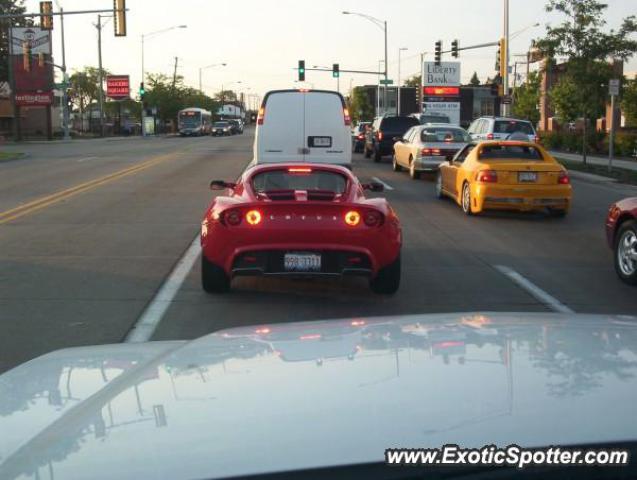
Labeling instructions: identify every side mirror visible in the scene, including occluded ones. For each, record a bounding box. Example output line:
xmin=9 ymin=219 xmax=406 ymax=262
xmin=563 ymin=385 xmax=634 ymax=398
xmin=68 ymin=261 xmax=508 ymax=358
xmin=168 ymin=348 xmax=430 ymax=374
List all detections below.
xmin=363 ymin=181 xmax=384 ymax=192
xmin=392 ymin=136 xmax=402 ymax=142
xmin=210 ymin=180 xmax=236 ymax=190
xmin=446 ymin=155 xmax=455 ymax=162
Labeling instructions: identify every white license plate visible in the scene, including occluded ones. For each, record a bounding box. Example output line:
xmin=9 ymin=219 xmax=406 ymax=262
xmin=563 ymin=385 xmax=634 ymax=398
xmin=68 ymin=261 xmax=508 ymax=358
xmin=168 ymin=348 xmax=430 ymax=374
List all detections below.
xmin=284 ymin=253 xmax=321 ymax=272
xmin=518 ymin=172 xmax=538 ymax=182
xmin=311 ymin=136 xmax=332 ymax=147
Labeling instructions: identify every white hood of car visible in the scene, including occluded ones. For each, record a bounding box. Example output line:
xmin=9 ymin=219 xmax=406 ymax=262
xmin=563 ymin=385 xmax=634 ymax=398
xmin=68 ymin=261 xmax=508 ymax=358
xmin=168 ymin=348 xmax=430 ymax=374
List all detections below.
xmin=1 ymin=312 xmax=636 ymax=479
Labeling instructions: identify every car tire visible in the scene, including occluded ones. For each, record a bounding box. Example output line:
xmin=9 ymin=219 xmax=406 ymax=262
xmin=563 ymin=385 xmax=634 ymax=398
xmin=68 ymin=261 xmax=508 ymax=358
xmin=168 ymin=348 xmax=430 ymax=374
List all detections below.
xmin=392 ymin=155 xmax=402 ymax=172
xmin=548 ymin=208 xmax=568 ymax=218
xmin=202 ymin=255 xmax=230 ymax=293
xmin=409 ymin=158 xmax=420 ymax=180
xmin=373 ymin=148 xmax=382 ymax=163
xmin=614 ymin=220 xmax=637 ymax=285
xmin=370 ymin=254 xmax=401 ymax=294
xmin=364 ymin=146 xmax=372 ymax=159
xmin=461 ymin=182 xmax=473 ymax=215
xmin=435 ymin=171 xmax=445 ymax=199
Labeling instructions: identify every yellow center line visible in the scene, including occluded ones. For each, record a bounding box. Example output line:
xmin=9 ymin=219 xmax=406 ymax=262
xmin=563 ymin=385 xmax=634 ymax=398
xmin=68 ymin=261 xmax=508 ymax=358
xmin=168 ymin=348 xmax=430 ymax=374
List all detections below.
xmin=0 ymin=152 xmax=178 ymax=225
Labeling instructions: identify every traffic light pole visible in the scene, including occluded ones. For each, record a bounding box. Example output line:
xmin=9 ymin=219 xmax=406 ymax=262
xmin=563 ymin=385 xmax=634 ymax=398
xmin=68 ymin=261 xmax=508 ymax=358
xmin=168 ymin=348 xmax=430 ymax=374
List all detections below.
xmin=502 ymin=0 xmax=510 ymax=116
xmin=59 ymin=7 xmax=70 ymax=141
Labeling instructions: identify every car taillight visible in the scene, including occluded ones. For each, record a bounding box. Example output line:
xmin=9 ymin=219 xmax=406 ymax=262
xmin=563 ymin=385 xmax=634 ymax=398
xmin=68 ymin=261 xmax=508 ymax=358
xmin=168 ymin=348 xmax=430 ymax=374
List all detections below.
xmin=223 ymin=210 xmax=242 ymax=226
xmin=363 ymin=210 xmax=383 ymax=227
xmin=421 ymin=147 xmax=441 ymax=156
xmin=558 ymin=171 xmax=570 ymax=185
xmin=357 ymin=134 xmax=364 ymax=140
xmin=343 ymin=108 xmax=351 ymax=126
xmin=257 ymin=106 xmax=265 ymax=125
xmin=377 ymin=131 xmax=383 ymax=141
xmin=486 ymin=133 xmax=494 ymax=140
xmin=534 ymin=135 xmax=540 ymax=143
xmin=245 ymin=210 xmax=262 ymax=225
xmin=288 ymin=167 xmax=312 ymax=174
xmin=344 ymin=210 xmax=361 ymax=226
xmin=476 ymin=170 xmax=498 ymax=183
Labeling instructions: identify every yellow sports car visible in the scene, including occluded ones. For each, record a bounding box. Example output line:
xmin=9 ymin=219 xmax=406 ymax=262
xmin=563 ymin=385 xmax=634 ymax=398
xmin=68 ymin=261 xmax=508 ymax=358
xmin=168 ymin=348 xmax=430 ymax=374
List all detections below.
xmin=435 ymin=141 xmax=572 ymax=216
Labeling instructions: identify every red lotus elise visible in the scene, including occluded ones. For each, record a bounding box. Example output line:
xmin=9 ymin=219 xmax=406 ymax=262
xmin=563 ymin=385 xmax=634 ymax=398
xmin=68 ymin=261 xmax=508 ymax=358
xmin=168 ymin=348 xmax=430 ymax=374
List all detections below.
xmin=200 ymin=163 xmax=402 ymax=294
xmin=606 ymin=197 xmax=637 ymax=285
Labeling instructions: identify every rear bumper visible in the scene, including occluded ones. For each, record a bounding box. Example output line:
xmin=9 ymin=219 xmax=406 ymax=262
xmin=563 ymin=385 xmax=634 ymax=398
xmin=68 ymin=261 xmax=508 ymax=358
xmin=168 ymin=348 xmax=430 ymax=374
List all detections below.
xmin=413 ymin=157 xmax=445 ymax=172
xmin=473 ymin=183 xmax=572 ymax=212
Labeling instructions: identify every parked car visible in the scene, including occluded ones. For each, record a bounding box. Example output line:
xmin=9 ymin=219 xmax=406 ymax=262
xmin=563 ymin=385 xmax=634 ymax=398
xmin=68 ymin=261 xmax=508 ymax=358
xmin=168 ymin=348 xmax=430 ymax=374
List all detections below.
xmin=253 ymin=89 xmax=351 ymax=168
xmin=410 ymin=112 xmax=451 ymax=125
xmin=392 ymin=124 xmax=471 ymax=179
xmin=436 ymin=140 xmax=572 ymax=216
xmin=202 ymin=163 xmax=401 ymax=294
xmin=606 ymin=197 xmax=637 ymax=285
xmin=229 ymin=119 xmax=244 ymax=134
xmin=351 ymin=122 xmax=370 ymax=153
xmin=211 ymin=121 xmax=232 ymax=136
xmin=468 ymin=116 xmax=539 ymax=143
xmin=365 ymin=115 xmax=420 ymax=162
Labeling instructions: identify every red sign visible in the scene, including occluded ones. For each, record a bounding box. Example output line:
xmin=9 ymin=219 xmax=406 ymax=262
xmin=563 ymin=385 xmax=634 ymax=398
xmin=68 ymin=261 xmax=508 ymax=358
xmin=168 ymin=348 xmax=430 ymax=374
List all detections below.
xmin=15 ymin=91 xmax=53 ymax=106
xmin=423 ymin=86 xmax=460 ymax=97
xmin=106 ymin=75 xmax=130 ymax=99
xmin=13 ymin=56 xmax=53 ymax=91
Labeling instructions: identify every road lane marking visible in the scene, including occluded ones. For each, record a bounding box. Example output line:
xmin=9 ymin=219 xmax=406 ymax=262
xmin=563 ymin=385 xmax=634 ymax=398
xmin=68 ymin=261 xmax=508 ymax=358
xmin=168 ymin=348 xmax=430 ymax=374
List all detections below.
xmin=372 ymin=177 xmax=394 ymax=191
xmin=494 ymin=265 xmax=574 ymax=314
xmin=77 ymin=156 xmax=98 ymax=162
xmin=0 ymin=153 xmax=176 ymax=225
xmin=124 ymin=234 xmax=201 ymax=343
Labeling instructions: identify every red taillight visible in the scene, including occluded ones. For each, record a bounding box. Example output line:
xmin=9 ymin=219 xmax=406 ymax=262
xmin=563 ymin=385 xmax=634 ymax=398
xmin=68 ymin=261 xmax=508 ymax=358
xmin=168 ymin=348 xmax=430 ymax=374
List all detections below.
xmin=288 ymin=167 xmax=312 ymax=174
xmin=257 ymin=106 xmax=265 ymax=125
xmin=486 ymin=133 xmax=494 ymax=140
xmin=421 ymin=147 xmax=441 ymax=156
xmin=558 ymin=171 xmax=570 ymax=185
xmin=363 ymin=210 xmax=383 ymax=227
xmin=343 ymin=108 xmax=351 ymax=126
xmin=357 ymin=134 xmax=364 ymax=140
xmin=344 ymin=210 xmax=361 ymax=226
xmin=255 ymin=327 xmax=270 ymax=334
xmin=534 ymin=135 xmax=540 ymax=143
xmin=377 ymin=131 xmax=383 ymax=141
xmin=476 ymin=170 xmax=498 ymax=183
xmin=223 ymin=210 xmax=242 ymax=226
xmin=245 ymin=209 xmax=262 ymax=225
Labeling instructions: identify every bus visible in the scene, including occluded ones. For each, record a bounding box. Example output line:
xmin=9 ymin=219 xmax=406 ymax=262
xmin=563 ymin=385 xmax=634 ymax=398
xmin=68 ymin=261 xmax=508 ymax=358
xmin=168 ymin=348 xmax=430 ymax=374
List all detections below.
xmin=178 ymin=107 xmax=212 ymax=136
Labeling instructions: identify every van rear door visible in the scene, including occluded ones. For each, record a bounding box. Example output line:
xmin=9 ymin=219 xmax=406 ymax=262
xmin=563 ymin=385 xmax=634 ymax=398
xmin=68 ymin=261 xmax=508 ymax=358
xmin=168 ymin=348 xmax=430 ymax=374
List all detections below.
xmin=256 ymin=92 xmax=305 ymax=163
xmin=304 ymin=92 xmax=351 ymax=166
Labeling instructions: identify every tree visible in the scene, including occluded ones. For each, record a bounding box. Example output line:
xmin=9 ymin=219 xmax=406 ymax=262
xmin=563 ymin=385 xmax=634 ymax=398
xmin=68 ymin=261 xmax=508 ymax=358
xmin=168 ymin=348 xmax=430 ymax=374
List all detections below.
xmin=469 ymin=72 xmax=480 ymax=86
xmin=0 ymin=0 xmax=32 ymax=84
xmin=68 ymin=67 xmax=107 ymax=114
xmin=622 ymin=78 xmax=637 ymax=127
xmin=348 ymin=86 xmax=374 ymax=124
xmin=214 ymin=90 xmax=238 ymax=103
xmin=404 ymin=74 xmax=420 ymax=88
xmin=512 ymin=71 xmax=541 ymax=124
xmin=534 ymin=0 xmax=637 ymax=163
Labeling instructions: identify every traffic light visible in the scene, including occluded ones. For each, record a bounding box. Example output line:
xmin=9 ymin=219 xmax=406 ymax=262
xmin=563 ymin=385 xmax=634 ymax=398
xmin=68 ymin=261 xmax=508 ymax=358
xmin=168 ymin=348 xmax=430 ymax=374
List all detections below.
xmin=332 ymin=63 xmax=339 ymax=78
xmin=434 ymin=40 xmax=442 ymax=66
xmin=139 ymin=82 xmax=145 ymax=99
xmin=499 ymin=37 xmax=506 ymax=79
xmin=113 ymin=0 xmax=127 ymax=37
xmin=22 ymin=41 xmax=31 ymax=72
xmin=495 ymin=40 xmax=501 ymax=72
xmin=38 ymin=52 xmax=45 ymax=68
xmin=451 ymin=39 xmax=459 ymax=58
xmin=39 ymin=1 xmax=53 ymax=30
xmin=298 ymin=60 xmax=305 ymax=82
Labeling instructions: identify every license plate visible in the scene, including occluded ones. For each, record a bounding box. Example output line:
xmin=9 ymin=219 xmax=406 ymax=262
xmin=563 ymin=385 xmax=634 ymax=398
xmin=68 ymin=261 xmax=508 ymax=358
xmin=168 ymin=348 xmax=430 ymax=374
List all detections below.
xmin=284 ymin=253 xmax=321 ymax=272
xmin=309 ymin=136 xmax=332 ymax=148
xmin=518 ymin=172 xmax=537 ymax=183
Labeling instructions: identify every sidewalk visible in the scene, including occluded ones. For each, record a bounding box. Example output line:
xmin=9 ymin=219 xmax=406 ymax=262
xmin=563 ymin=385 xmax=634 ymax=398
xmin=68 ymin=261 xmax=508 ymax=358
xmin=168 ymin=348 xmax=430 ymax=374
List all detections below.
xmin=550 ymin=150 xmax=637 ymax=172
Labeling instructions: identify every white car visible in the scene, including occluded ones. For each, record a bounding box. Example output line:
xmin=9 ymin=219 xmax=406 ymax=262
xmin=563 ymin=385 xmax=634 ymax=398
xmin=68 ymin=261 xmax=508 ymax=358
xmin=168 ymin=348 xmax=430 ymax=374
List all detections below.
xmin=468 ymin=116 xmax=538 ymax=142
xmin=253 ymin=89 xmax=352 ymax=168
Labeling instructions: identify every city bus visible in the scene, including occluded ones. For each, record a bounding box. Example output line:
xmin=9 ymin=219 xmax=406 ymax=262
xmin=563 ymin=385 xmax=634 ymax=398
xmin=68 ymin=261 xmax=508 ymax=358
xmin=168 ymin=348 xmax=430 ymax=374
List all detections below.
xmin=178 ymin=108 xmax=212 ymax=136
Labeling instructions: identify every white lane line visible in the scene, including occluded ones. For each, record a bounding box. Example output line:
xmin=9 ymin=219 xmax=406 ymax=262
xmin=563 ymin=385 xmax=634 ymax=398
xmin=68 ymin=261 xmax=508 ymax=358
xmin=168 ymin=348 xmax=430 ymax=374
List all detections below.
xmin=77 ymin=156 xmax=98 ymax=162
xmin=371 ymin=176 xmax=394 ymax=191
xmin=125 ymin=234 xmax=201 ymax=343
xmin=494 ymin=265 xmax=574 ymax=314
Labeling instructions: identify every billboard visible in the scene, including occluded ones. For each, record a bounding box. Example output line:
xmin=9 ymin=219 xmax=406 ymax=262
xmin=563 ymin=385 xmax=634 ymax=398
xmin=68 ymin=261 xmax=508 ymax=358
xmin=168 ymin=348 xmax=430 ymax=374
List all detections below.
xmin=10 ymin=27 xmax=51 ymax=55
xmin=10 ymin=27 xmax=53 ymax=104
xmin=15 ymin=92 xmax=53 ymax=106
xmin=422 ymin=62 xmax=461 ymax=87
xmin=106 ymin=75 xmax=130 ymax=99
xmin=421 ymin=61 xmax=461 ymax=125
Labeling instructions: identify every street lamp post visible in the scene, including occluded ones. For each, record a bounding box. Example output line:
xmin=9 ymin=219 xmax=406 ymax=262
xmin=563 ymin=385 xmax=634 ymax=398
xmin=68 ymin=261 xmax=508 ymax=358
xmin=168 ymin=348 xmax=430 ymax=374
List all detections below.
xmin=397 ymin=47 xmax=407 ymax=115
xmin=342 ymin=11 xmax=387 ymax=114
xmin=199 ymin=62 xmax=226 ymax=93
xmin=140 ymin=24 xmax=187 ymax=136
xmin=313 ymin=65 xmax=339 ymax=92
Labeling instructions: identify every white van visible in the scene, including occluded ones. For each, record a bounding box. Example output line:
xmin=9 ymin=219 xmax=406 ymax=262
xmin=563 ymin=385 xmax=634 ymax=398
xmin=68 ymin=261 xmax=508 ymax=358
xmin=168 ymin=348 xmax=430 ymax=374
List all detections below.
xmin=253 ymin=89 xmax=352 ymax=168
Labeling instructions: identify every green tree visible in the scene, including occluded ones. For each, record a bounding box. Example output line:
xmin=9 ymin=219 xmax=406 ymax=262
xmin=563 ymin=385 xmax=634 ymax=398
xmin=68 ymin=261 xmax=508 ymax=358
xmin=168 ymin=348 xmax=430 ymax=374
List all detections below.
xmin=404 ymin=74 xmax=420 ymax=88
xmin=534 ymin=0 xmax=637 ymax=163
xmin=512 ymin=71 xmax=540 ymax=124
xmin=622 ymin=78 xmax=637 ymax=127
xmin=348 ymin=86 xmax=374 ymax=123
xmin=214 ymin=90 xmax=238 ymax=103
xmin=68 ymin=67 xmax=109 ymax=113
xmin=0 ymin=0 xmax=33 ymax=83
xmin=469 ymin=72 xmax=480 ymax=86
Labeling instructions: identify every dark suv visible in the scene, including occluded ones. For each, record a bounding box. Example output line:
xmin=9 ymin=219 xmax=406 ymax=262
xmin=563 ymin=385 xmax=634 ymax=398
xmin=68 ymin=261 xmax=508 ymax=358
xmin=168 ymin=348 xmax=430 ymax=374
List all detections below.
xmin=365 ymin=115 xmax=420 ymax=162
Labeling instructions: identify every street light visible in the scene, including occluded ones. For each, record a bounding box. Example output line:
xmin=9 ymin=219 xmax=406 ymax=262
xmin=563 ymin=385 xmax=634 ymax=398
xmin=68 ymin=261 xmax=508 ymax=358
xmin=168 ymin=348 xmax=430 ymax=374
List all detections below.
xmin=313 ymin=64 xmax=340 ymax=92
xmin=510 ymin=22 xmax=540 ymax=40
xmin=140 ymin=24 xmax=187 ymax=136
xmin=397 ymin=47 xmax=408 ymax=115
xmin=342 ymin=11 xmax=387 ymax=114
xmin=199 ymin=62 xmax=226 ymax=93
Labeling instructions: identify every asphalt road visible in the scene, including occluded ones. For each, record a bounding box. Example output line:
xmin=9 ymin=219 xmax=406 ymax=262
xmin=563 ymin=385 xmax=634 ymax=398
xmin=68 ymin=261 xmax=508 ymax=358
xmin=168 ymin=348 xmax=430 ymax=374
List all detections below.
xmin=2 ymin=130 xmax=637 ymax=373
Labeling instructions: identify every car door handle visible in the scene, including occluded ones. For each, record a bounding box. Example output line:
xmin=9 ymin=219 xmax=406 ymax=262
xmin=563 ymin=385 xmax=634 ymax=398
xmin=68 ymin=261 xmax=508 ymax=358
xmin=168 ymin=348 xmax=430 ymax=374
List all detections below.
xmin=298 ymin=147 xmax=310 ymax=154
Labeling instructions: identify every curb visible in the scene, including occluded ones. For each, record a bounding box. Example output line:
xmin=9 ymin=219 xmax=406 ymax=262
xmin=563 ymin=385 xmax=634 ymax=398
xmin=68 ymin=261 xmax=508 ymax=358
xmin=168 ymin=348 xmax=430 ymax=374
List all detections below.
xmin=567 ymin=170 xmax=617 ymax=183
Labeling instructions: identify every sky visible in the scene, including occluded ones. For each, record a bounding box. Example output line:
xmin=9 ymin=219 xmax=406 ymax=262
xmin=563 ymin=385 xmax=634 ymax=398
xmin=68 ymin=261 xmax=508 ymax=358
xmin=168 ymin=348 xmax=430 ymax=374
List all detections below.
xmin=22 ymin=0 xmax=637 ymax=101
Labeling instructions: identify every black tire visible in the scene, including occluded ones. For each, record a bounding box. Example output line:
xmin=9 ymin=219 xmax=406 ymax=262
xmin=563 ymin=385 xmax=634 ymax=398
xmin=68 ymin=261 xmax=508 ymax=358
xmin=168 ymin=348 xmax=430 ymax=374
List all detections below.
xmin=392 ymin=154 xmax=402 ymax=172
xmin=614 ymin=220 xmax=637 ymax=285
xmin=370 ymin=254 xmax=401 ymax=294
xmin=364 ymin=146 xmax=372 ymax=158
xmin=373 ymin=148 xmax=382 ymax=163
xmin=409 ymin=157 xmax=420 ymax=180
xmin=202 ymin=255 xmax=230 ymax=293
xmin=461 ymin=182 xmax=473 ymax=215
xmin=435 ymin=171 xmax=445 ymax=199
xmin=548 ymin=207 xmax=568 ymax=218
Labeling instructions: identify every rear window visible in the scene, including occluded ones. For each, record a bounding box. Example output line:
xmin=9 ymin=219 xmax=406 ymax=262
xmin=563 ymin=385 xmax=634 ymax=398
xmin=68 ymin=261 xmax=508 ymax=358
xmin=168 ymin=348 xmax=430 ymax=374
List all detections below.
xmin=478 ymin=145 xmax=545 ymax=161
xmin=214 ymin=122 xmax=229 ymax=127
xmin=421 ymin=128 xmax=470 ymax=143
xmin=420 ymin=115 xmax=450 ymax=124
xmin=380 ymin=117 xmax=420 ymax=131
xmin=252 ymin=169 xmax=348 ymax=194
xmin=494 ymin=120 xmax=534 ymax=135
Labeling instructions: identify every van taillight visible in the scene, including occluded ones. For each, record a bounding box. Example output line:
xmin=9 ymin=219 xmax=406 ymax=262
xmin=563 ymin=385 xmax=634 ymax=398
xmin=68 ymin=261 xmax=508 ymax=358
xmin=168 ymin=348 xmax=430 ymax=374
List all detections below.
xmin=343 ymin=108 xmax=351 ymax=126
xmin=377 ymin=131 xmax=383 ymax=141
xmin=257 ymin=107 xmax=265 ymax=125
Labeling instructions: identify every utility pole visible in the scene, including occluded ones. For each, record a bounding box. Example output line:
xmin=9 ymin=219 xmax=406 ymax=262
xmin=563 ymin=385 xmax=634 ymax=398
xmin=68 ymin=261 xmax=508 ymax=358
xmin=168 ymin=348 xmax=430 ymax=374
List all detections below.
xmin=172 ymin=56 xmax=178 ymax=90
xmin=59 ymin=6 xmax=70 ymax=140
xmin=96 ymin=14 xmax=105 ymax=137
xmin=502 ymin=0 xmax=510 ymax=116
xmin=383 ymin=20 xmax=388 ymax=115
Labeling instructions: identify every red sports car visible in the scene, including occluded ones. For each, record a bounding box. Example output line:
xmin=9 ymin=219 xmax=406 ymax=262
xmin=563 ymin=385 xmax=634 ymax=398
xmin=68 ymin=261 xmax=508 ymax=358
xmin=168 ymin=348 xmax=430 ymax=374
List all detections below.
xmin=200 ymin=163 xmax=402 ymax=294
xmin=606 ymin=197 xmax=637 ymax=285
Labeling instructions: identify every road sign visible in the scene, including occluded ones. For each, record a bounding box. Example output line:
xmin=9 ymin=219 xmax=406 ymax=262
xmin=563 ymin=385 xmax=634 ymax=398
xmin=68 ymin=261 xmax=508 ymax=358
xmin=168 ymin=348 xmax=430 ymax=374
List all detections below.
xmin=379 ymin=79 xmax=393 ymax=85
xmin=106 ymin=75 xmax=130 ymax=99
xmin=609 ymin=79 xmax=620 ymax=96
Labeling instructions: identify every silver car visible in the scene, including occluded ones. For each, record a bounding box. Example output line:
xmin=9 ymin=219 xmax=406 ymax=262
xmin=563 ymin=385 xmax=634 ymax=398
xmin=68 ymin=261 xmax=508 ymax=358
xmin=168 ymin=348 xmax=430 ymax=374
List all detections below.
xmin=392 ymin=124 xmax=470 ymax=179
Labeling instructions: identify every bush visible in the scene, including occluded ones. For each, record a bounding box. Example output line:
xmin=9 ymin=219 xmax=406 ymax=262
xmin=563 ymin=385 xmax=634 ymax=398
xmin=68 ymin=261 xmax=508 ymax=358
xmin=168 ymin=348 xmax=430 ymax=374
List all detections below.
xmin=539 ymin=130 xmax=635 ymax=156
